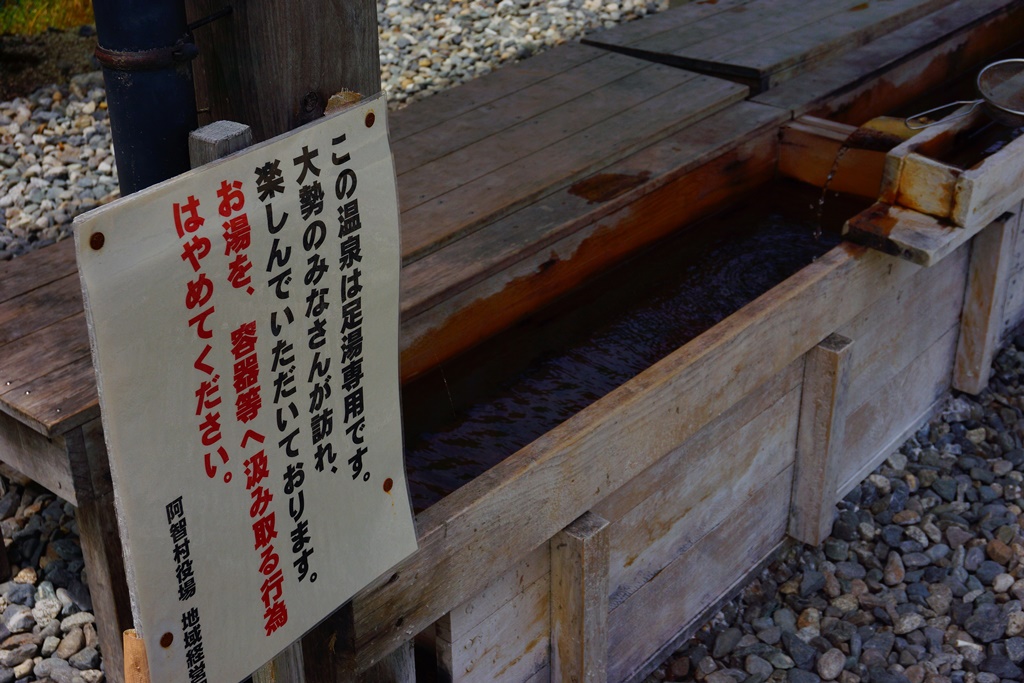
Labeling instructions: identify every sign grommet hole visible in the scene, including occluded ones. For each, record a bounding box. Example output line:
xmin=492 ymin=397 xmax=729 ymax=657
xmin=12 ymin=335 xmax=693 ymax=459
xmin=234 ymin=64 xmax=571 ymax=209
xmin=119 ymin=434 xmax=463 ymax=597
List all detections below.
xmin=90 ymin=232 xmax=105 ymax=250
xmin=383 ymin=478 xmax=393 ymax=493
xmin=365 ymin=111 xmax=375 ymax=128
xmin=160 ymin=632 xmax=173 ymax=648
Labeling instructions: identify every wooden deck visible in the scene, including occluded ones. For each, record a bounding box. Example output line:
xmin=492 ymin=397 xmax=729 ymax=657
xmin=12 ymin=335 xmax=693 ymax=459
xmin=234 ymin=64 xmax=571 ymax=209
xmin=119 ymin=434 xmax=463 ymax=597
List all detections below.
xmin=2 ymin=0 xmax=1024 ymax=680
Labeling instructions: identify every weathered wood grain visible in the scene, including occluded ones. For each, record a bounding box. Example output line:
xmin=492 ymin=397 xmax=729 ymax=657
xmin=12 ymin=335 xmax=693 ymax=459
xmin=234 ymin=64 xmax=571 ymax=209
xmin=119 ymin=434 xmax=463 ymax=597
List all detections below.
xmin=789 ymin=334 xmax=853 ymax=547
xmin=0 ymin=273 xmax=82 ymax=347
xmin=954 ymin=217 xmax=1015 ymax=393
xmin=184 ymin=0 xmax=381 ymax=142
xmin=600 ymin=374 xmax=799 ymax=608
xmin=838 ymin=242 xmax=968 ymax=410
xmin=393 ymin=48 xmax=654 ymax=176
xmin=838 ymin=325 xmax=960 ymax=492
xmin=438 ymin=574 xmax=550 ymax=683
xmin=607 ymin=469 xmax=792 ymax=682
xmin=0 ymin=238 xmax=77 ymax=304
xmin=1 ymin=354 xmax=97 ymax=437
xmin=551 ymin=511 xmax=610 ymax=683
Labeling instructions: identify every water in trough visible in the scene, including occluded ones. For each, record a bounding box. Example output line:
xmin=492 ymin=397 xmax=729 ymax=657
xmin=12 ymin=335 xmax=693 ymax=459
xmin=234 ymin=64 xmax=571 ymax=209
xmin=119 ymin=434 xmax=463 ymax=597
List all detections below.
xmin=400 ymin=181 xmax=865 ymax=511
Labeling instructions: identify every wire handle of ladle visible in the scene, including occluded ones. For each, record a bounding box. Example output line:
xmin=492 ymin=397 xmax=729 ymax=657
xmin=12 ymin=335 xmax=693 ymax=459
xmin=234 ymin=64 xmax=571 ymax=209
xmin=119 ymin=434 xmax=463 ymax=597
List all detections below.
xmin=905 ymin=99 xmax=983 ymax=130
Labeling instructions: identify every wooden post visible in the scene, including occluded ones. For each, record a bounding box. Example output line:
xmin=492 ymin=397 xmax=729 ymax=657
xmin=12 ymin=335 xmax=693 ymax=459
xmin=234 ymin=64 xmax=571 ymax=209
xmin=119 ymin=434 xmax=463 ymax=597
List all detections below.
xmin=551 ymin=511 xmax=610 ymax=683
xmin=953 ymin=210 xmax=1018 ymax=394
xmin=184 ymin=0 xmax=381 ymax=142
xmin=789 ymin=333 xmax=853 ymax=546
xmin=65 ymin=420 xmax=134 ymax=683
xmin=124 ymin=629 xmax=151 ymax=683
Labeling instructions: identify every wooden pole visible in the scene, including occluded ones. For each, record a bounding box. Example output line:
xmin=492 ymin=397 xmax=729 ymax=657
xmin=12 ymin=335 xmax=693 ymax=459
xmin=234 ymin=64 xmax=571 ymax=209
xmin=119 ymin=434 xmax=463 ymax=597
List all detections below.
xmin=124 ymin=630 xmax=151 ymax=683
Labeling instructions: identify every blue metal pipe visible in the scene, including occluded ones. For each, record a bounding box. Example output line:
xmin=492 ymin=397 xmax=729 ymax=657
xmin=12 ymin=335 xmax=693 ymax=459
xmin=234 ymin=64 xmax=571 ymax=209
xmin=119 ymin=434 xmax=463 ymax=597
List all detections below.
xmin=92 ymin=0 xmax=198 ymax=194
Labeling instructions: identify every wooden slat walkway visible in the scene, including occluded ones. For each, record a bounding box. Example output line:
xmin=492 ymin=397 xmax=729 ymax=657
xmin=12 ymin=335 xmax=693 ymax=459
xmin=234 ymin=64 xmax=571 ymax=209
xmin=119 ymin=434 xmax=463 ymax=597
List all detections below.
xmin=392 ymin=43 xmax=746 ymax=261
xmin=581 ymin=0 xmax=960 ymax=92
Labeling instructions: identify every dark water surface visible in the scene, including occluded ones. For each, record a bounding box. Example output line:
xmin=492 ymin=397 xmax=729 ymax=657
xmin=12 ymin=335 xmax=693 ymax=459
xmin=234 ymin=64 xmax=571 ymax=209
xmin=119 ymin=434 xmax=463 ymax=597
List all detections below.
xmin=401 ymin=183 xmax=854 ymax=511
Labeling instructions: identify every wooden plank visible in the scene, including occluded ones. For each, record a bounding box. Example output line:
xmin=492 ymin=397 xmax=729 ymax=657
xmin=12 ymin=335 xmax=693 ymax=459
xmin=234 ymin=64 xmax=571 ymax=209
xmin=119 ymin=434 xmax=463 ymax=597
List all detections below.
xmin=838 ymin=325 xmax=959 ymax=491
xmin=348 ymin=242 xmax=928 ymax=671
xmin=954 ymin=217 xmax=1016 ymax=393
xmin=953 ymin=131 xmax=1024 ymax=228
xmin=752 ymin=0 xmax=1024 ymax=121
xmin=607 ymin=469 xmax=792 ymax=683
xmin=777 ymin=116 xmax=889 ymax=198
xmin=399 ymin=102 xmax=784 ymax=381
xmin=446 ymin=546 xmax=549 ymax=644
xmin=0 ymin=273 xmax=82 ymax=347
xmin=0 ymin=314 xmax=91 ymax=394
xmin=551 ymin=511 xmax=610 ymax=683
xmin=0 ymin=353 xmax=98 ymax=437
xmin=585 ymin=0 xmax=956 ymax=91
xmin=600 ymin=373 xmax=799 ymax=608
xmin=437 ymin=574 xmax=550 ymax=683
xmin=388 ymin=41 xmax=604 ymax=143
xmin=400 ymin=74 xmax=747 ymax=262
xmin=394 ymin=48 xmax=653 ymax=176
xmin=789 ymin=333 xmax=853 ymax=546
xmin=838 ymin=240 xmax=968 ymax=410
xmin=0 ymin=410 xmax=75 ymax=505
xmin=842 ymin=202 xmax=993 ymax=267
xmin=0 ymin=238 xmax=77 ymax=304
xmin=184 ymin=0 xmax=381 ymax=141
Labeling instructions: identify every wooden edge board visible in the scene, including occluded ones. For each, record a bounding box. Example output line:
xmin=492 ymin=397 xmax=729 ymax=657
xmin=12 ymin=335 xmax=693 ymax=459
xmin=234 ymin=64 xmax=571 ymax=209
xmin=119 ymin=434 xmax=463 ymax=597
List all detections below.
xmin=842 ymin=202 xmax=995 ymax=266
xmin=350 ymin=242 xmax=926 ymax=669
xmin=0 ymin=410 xmax=76 ymax=506
xmin=577 ymin=0 xmax=756 ymax=51
xmin=895 ymin=152 xmax=960 ymax=219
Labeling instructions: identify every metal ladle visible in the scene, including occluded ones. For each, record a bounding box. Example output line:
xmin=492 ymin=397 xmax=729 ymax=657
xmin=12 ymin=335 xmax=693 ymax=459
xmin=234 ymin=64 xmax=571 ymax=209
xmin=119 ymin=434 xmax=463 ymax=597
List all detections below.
xmin=905 ymin=58 xmax=1024 ymax=130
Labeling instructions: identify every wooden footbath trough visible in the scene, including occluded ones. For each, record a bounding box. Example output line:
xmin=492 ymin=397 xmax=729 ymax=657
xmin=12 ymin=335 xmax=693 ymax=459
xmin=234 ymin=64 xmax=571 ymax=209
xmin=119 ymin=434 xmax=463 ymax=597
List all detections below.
xmin=5 ymin=0 xmax=1024 ymax=681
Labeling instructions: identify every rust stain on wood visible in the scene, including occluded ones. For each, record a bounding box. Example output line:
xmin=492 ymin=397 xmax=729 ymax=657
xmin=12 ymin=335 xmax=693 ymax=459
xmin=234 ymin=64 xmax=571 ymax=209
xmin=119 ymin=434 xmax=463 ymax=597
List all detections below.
xmin=850 ymin=2 xmax=869 ymax=11
xmin=845 ymin=128 xmax=906 ymax=153
xmin=568 ymin=172 xmax=651 ymax=204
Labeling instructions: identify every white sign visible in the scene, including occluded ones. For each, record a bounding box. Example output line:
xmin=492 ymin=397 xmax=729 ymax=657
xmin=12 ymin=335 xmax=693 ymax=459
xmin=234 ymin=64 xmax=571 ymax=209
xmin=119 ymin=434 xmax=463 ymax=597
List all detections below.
xmin=75 ymin=93 xmax=417 ymax=683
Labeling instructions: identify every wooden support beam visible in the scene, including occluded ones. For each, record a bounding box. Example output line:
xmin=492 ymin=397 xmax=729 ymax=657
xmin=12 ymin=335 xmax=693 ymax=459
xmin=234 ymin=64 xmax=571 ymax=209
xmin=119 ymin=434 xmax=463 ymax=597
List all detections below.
xmin=953 ymin=209 xmax=1019 ymax=394
xmin=551 ymin=511 xmax=610 ymax=683
xmin=789 ymin=333 xmax=853 ymax=546
xmin=301 ymin=603 xmax=416 ymax=683
xmin=188 ymin=120 xmax=255 ymax=167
